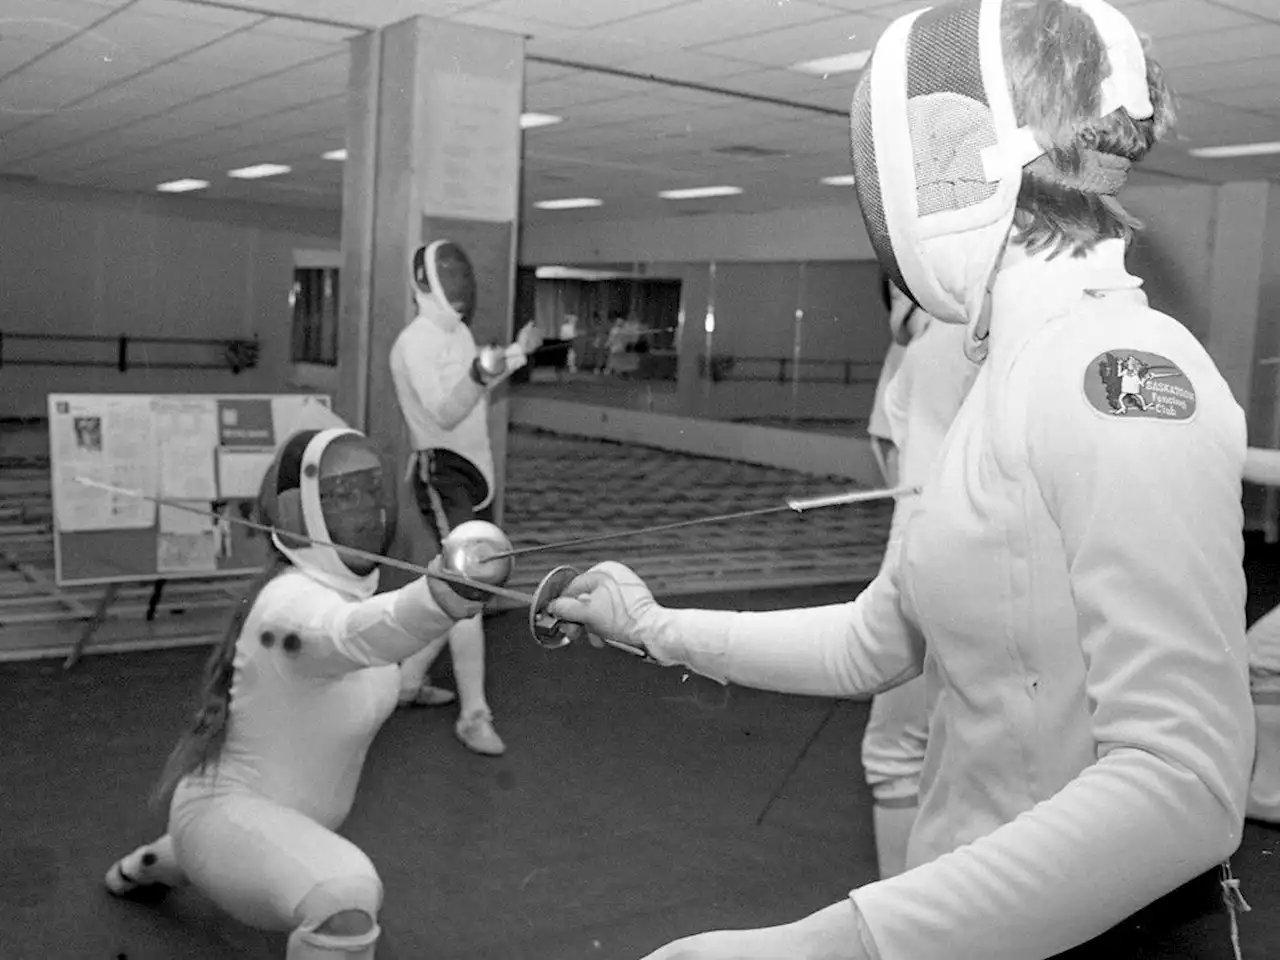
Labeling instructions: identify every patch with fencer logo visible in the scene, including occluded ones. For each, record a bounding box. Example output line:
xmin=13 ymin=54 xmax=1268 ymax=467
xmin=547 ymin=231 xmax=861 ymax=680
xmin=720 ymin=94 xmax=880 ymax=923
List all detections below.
xmin=1083 ymin=350 xmax=1197 ymax=422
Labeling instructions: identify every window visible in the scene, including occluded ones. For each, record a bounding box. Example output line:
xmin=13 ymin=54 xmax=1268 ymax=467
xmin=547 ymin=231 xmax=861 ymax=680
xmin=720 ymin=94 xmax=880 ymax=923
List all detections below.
xmin=290 ymin=266 xmax=340 ymax=366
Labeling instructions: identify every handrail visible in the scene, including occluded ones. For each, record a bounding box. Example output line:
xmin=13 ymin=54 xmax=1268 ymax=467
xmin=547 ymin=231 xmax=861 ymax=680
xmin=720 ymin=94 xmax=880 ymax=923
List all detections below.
xmin=700 ymin=353 xmax=880 ymax=385
xmin=0 ymin=330 xmax=260 ymax=374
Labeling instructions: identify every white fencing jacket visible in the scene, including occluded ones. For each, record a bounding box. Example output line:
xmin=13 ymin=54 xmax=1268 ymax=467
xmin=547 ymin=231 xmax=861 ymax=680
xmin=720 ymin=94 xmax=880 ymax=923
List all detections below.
xmin=644 ymin=241 xmax=1254 ymax=959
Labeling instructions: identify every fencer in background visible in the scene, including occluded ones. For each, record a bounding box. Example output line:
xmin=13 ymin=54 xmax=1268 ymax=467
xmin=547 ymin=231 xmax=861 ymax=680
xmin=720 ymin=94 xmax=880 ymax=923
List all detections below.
xmin=866 ymin=278 xmax=923 ymax=487
xmin=389 ymin=240 xmax=543 ymax=756
xmin=861 ymin=295 xmax=977 ymax=879
xmin=1237 ymin=447 xmax=1280 ymax=826
xmin=105 ymin=427 xmax=485 ymax=960
xmin=552 ymin=2 xmax=1254 ymax=958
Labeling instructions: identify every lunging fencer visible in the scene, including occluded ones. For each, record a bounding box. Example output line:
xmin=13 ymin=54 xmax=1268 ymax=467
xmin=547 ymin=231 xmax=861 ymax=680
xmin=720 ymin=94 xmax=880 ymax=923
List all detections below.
xmin=861 ymin=290 xmax=977 ymax=879
xmin=105 ymin=428 xmax=487 ymax=959
xmin=552 ymin=2 xmax=1255 ymax=957
xmin=389 ymin=239 xmax=543 ymax=756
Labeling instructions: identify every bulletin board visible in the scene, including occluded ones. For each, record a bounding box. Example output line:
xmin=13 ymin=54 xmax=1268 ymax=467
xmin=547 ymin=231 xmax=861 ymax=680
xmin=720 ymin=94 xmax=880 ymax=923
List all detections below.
xmin=48 ymin=393 xmax=341 ymax=587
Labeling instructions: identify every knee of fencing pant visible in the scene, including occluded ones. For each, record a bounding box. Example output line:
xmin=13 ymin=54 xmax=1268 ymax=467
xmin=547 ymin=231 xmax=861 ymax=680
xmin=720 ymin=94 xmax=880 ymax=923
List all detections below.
xmin=293 ymin=872 xmax=384 ymax=932
xmin=286 ymin=919 xmax=380 ymax=960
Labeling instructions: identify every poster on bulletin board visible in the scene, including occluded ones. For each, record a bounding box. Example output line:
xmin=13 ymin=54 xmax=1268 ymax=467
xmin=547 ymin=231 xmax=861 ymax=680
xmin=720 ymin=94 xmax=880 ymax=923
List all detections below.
xmin=48 ymin=393 xmax=344 ymax=587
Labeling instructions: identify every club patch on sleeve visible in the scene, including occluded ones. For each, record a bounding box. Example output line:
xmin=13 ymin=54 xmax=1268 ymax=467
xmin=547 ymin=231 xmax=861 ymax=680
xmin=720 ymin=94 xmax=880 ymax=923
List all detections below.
xmin=1083 ymin=349 xmax=1197 ymax=421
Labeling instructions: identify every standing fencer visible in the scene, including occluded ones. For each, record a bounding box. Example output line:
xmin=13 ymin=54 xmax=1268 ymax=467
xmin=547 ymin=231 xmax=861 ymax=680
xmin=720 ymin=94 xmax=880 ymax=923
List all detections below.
xmin=389 ymin=239 xmax=543 ymax=756
xmin=105 ymin=427 xmax=487 ymax=959
xmin=861 ymin=292 xmax=977 ymax=879
xmin=865 ymin=278 xmax=918 ymax=486
xmin=1236 ymin=447 xmax=1280 ymax=825
xmin=552 ymin=2 xmax=1255 ymax=958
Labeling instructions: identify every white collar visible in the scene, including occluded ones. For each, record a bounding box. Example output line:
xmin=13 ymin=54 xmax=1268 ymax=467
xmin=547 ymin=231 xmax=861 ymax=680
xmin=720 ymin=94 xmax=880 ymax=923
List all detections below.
xmin=988 ymin=239 xmax=1144 ymax=351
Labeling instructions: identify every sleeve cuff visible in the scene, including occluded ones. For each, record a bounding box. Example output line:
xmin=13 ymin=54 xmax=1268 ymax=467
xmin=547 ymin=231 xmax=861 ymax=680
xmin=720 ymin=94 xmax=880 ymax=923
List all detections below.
xmin=851 ymin=896 xmax=883 ymax=960
xmin=505 ymin=344 xmax=529 ymax=372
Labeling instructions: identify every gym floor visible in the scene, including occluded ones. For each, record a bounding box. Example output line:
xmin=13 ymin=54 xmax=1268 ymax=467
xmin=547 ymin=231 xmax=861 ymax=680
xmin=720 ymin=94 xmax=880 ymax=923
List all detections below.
xmin=3 ymin=417 xmax=1279 ymax=959
xmin=3 ymin=564 xmax=1280 ymax=959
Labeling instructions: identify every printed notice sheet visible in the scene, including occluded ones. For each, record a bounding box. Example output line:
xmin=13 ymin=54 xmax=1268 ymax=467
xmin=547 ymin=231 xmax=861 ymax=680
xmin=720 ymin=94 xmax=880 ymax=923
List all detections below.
xmin=48 ymin=395 xmax=156 ymax=531
xmin=154 ymin=397 xmax=218 ymax=500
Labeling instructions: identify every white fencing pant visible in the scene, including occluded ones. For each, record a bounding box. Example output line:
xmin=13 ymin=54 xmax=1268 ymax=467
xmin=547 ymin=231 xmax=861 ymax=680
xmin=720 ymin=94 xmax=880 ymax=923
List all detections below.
xmin=861 ymin=674 xmax=928 ymax=878
xmin=1248 ymin=605 xmax=1280 ymax=824
xmin=169 ymin=787 xmax=382 ymax=957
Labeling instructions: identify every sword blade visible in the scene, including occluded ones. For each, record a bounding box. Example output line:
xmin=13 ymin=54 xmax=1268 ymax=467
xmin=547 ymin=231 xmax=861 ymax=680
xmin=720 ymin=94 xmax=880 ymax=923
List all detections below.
xmin=489 ymin=483 xmax=918 ymax=561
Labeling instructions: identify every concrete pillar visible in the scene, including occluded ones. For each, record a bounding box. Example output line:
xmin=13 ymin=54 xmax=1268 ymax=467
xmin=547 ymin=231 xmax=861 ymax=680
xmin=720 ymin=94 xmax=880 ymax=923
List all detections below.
xmin=675 ymin=262 xmax=713 ymax=417
xmin=337 ymin=16 xmax=524 ymax=579
xmin=1205 ymin=180 xmax=1269 ymax=408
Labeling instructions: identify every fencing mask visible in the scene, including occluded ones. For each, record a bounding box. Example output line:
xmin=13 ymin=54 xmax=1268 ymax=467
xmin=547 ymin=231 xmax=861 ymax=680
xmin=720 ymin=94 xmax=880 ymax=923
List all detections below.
xmin=411 ymin=239 xmax=477 ymax=326
xmin=849 ymin=0 xmax=1153 ymax=357
xmin=258 ymin=428 xmax=397 ymax=597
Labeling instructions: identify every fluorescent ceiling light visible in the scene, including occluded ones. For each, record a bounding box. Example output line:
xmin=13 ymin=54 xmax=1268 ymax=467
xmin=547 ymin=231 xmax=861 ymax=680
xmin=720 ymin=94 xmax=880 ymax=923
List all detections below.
xmin=156 ymin=178 xmax=209 ymax=193
xmin=790 ymin=50 xmax=871 ymax=76
xmin=659 ymin=185 xmax=743 ymax=200
xmin=821 ymin=174 xmax=855 ymax=186
xmin=1188 ymin=141 xmax=1280 ymax=159
xmin=536 ymin=266 xmax=647 ymax=280
xmin=322 ymin=148 xmax=347 ymax=161
xmin=534 ymin=197 xmax=603 ymax=210
xmin=521 ymin=112 xmax=563 ymax=129
xmin=227 ymin=163 xmax=291 ymax=179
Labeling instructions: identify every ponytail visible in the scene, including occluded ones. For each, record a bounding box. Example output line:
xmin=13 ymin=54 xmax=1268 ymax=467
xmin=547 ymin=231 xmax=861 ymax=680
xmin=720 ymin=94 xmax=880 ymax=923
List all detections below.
xmin=151 ymin=550 xmax=289 ymax=809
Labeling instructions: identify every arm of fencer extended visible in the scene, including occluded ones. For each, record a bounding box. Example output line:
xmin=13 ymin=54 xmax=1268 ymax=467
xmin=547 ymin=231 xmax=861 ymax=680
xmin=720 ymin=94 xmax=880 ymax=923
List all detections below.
xmin=851 ymin=319 xmax=1253 ymax=960
xmin=479 ymin=343 xmax=530 ymax=392
xmin=404 ymin=341 xmax=488 ymax=430
xmin=1244 ymin=446 xmax=1280 ymax=486
xmin=255 ymin=572 xmax=458 ymax=678
xmin=643 ymin=569 xmax=924 ymax=698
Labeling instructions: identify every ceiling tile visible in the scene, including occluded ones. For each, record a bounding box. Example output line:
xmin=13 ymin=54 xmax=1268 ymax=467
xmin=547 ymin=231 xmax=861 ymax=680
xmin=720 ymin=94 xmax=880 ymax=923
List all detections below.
xmin=829 ymin=0 xmax=927 ymax=20
xmin=1167 ymin=56 xmax=1280 ymax=96
xmin=1215 ymin=0 xmax=1280 ymax=22
xmin=524 ymin=71 xmax=657 ymax=109
xmin=1126 ymin=0 xmax=1255 ymax=39
xmin=175 ymin=32 xmax=339 ymax=78
xmin=814 ymin=0 xmax=903 ymax=10
xmin=64 ymin=7 xmax=250 ymax=65
xmin=252 ymin=17 xmax=363 ymax=42
xmin=696 ymin=12 xmax=887 ymax=66
xmin=716 ymin=66 xmax=847 ymax=99
xmin=1171 ymin=96 xmax=1280 ymax=145
xmin=0 ymin=0 xmax=112 ymax=47
xmin=1196 ymin=84 xmax=1280 ymax=115
xmin=131 ymin=0 xmax=262 ymax=27
xmin=1151 ymin=24 xmax=1280 ymax=69
xmin=526 ymin=31 xmax=682 ymax=67
xmin=578 ymin=0 xmax=847 ymax=48
xmin=479 ymin=0 xmax=693 ymax=29
xmin=180 ymin=0 xmax=487 ymax=30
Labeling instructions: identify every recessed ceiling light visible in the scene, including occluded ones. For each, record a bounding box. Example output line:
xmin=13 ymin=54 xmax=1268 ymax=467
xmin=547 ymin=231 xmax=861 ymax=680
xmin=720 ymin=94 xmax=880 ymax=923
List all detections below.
xmin=322 ymin=148 xmax=347 ymax=161
xmin=658 ymin=186 xmax=743 ymax=200
xmin=790 ymin=50 xmax=871 ymax=76
xmin=821 ymin=174 xmax=856 ymax=186
xmin=534 ymin=197 xmax=603 ymax=210
xmin=156 ymin=178 xmax=210 ymax=193
xmin=1188 ymin=141 xmax=1280 ymax=159
xmin=521 ymin=113 xmax=563 ymax=130
xmin=227 ymin=163 xmax=291 ymax=179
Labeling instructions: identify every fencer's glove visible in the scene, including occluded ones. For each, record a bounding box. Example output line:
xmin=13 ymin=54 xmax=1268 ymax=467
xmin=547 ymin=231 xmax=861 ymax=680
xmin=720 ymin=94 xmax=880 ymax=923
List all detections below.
xmin=426 ymin=555 xmax=488 ymax=621
xmin=546 ymin=561 xmax=665 ymax=659
xmin=470 ymin=343 xmax=508 ymax=385
xmin=515 ymin=321 xmax=544 ymax=355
